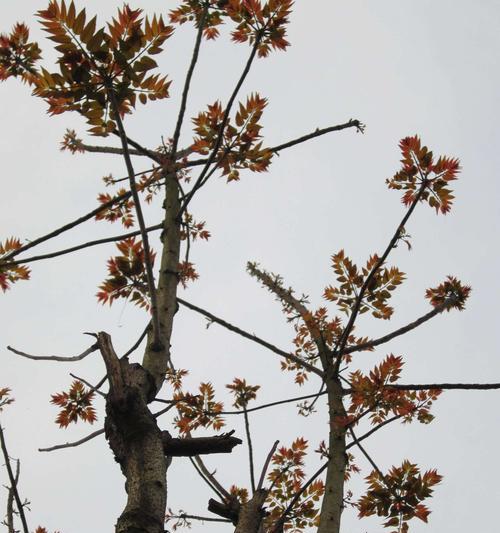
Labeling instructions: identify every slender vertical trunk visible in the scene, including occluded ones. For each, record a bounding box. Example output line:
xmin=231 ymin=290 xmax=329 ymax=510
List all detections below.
xmin=142 ymin=172 xmax=181 ymax=391
xmin=317 ymin=375 xmax=347 ymax=533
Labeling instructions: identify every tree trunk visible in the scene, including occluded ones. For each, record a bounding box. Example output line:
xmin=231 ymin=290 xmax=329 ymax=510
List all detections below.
xmin=99 ymin=335 xmax=167 ymax=533
xmin=143 ymin=172 xmax=182 ymax=392
xmin=234 ymin=490 xmax=268 ymax=533
xmin=317 ymin=375 xmax=347 ymax=533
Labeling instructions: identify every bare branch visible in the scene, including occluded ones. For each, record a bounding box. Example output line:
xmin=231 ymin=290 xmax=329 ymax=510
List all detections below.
xmin=193 ymin=455 xmax=231 ymax=501
xmin=218 ymin=390 xmax=328 ymax=416
xmin=190 ymin=457 xmax=226 ymax=501
xmin=0 ymin=425 xmax=29 ymax=533
xmin=334 ymin=180 xmax=430 ymax=371
xmin=367 ymin=382 xmax=500 ymax=392
xmin=243 ymin=408 xmax=256 ymax=493
xmin=9 ymin=223 xmax=163 ymax=267
xmin=123 ymin=321 xmax=151 ymax=358
xmin=345 ymin=414 xmax=402 ymax=450
xmin=107 ymin=89 xmax=162 ymax=349
xmin=178 ymin=297 xmax=324 ymax=378
xmin=69 ymin=373 xmax=106 ymax=398
xmin=179 ymin=32 xmax=263 ymax=218
xmin=342 ymin=300 xmax=450 ymax=355
xmin=271 ymin=120 xmax=364 ymax=153
xmin=257 ymin=440 xmax=279 ymax=491
xmin=167 ymin=512 xmax=231 ymax=524
xmin=38 ymin=428 xmax=105 ymax=453
xmin=7 ymin=343 xmax=98 ymax=362
xmin=171 ymin=3 xmax=209 ymax=158
xmin=348 ymin=427 xmax=384 ymax=478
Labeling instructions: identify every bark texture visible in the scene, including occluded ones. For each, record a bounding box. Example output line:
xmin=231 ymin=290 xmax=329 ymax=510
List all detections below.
xmin=143 ymin=172 xmax=181 ymax=391
xmin=99 ymin=333 xmax=167 ymax=533
xmin=162 ymin=431 xmax=242 ymax=456
xmin=317 ymin=375 xmax=347 ymax=533
xmin=234 ymin=490 xmax=268 ymax=533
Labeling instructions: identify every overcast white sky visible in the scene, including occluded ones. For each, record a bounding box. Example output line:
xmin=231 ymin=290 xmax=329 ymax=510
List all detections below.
xmin=1 ymin=1 xmax=500 ymax=533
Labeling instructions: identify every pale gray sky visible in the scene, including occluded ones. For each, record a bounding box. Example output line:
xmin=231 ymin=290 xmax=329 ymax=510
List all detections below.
xmin=1 ymin=2 xmax=500 ymax=533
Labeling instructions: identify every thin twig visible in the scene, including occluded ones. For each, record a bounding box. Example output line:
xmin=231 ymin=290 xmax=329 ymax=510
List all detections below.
xmin=243 ymin=407 xmax=256 ymax=493
xmin=192 ymin=455 xmax=231 ymax=500
xmin=69 ymin=374 xmax=106 ymax=398
xmin=348 ymin=427 xmax=384 ymax=478
xmin=38 ymin=428 xmax=105 ymax=453
xmin=0 ymin=425 xmax=29 ymax=533
xmin=189 ymin=457 xmax=226 ymax=500
xmin=107 ymin=88 xmax=162 ymax=349
xmin=7 ymin=343 xmax=98 ymax=362
xmin=341 ymin=301 xmax=450 ymax=355
xmin=8 ymin=224 xmax=163 ymax=267
xmin=179 ymin=32 xmax=263 ymax=218
xmin=178 ymin=298 xmax=323 ymax=378
xmin=5 ymin=458 xmax=20 ymax=533
xmin=345 ymin=414 xmax=402 ymax=450
xmin=272 ymin=461 xmax=328 ymax=533
xmin=334 ymin=180 xmax=429 ymax=371
xmin=217 ymin=390 xmax=327 ymax=416
xmin=122 ymin=321 xmax=151 ymax=358
xmin=257 ymin=440 xmax=279 ymax=491
xmin=170 ymin=513 xmax=231 ymax=524
xmin=171 ymin=2 xmax=209 ymax=158
xmin=271 ymin=120 xmax=364 ymax=153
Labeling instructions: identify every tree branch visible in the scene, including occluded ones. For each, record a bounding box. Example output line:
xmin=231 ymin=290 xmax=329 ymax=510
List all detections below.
xmin=7 ymin=342 xmax=98 ymax=362
xmin=334 ymin=180 xmax=430 ymax=371
xmin=271 ymin=120 xmax=364 ymax=153
xmin=0 ymin=425 xmax=29 ymax=533
xmin=162 ymin=431 xmax=242 ymax=456
xmin=178 ymin=297 xmax=323 ymax=378
xmin=346 ymin=382 xmax=500 ymax=393
xmin=243 ymin=408 xmax=256 ymax=493
xmin=272 ymin=461 xmax=328 ymax=533
xmin=107 ymin=89 xmax=162 ymax=349
xmin=8 ymin=224 xmax=163 ymax=267
xmin=179 ymin=32 xmax=263 ymax=218
xmin=341 ymin=300 xmax=451 ymax=355
xmin=171 ymin=3 xmax=209 ymax=159
xmin=257 ymin=440 xmax=279 ymax=491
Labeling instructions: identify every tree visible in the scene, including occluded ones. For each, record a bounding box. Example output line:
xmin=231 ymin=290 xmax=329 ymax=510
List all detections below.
xmin=1 ymin=2 xmax=499 ymax=533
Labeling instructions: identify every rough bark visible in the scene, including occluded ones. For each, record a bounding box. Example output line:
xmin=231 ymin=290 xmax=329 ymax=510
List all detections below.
xmin=142 ymin=172 xmax=182 ymax=392
xmin=99 ymin=333 xmax=167 ymax=533
xmin=234 ymin=490 xmax=268 ymax=533
xmin=317 ymin=374 xmax=347 ymax=533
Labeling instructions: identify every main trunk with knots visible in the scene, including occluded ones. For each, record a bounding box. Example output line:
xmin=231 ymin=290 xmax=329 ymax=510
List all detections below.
xmin=99 ymin=333 xmax=167 ymax=533
xmin=317 ymin=375 xmax=347 ymax=533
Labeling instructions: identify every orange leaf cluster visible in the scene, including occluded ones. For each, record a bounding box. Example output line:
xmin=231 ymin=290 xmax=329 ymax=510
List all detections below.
xmin=174 ymin=382 xmax=225 ymax=435
xmin=170 ymin=0 xmax=227 ymax=40
xmin=0 ymin=23 xmax=41 ymax=85
xmin=425 ymin=276 xmax=471 ymax=311
xmin=225 ymin=0 xmax=293 ymax=57
xmin=265 ymin=438 xmax=324 ymax=532
xmin=29 ymin=1 xmax=173 ymax=134
xmin=387 ymin=136 xmax=460 ymax=214
xmin=0 ymin=387 xmax=14 ymax=411
xmin=358 ymin=461 xmax=442 ymax=533
xmin=180 ymin=212 xmax=211 ymax=242
xmin=324 ymin=250 xmax=405 ymax=320
xmin=0 ymin=237 xmax=30 ymax=292
xmin=345 ymin=355 xmax=441 ymax=426
xmin=95 ymin=189 xmax=135 ymax=228
xmin=178 ymin=260 xmax=200 ymax=288
xmin=191 ymin=93 xmax=272 ymax=181
xmin=50 ymin=380 xmax=96 ymax=428
xmin=226 ymin=377 xmax=260 ymax=408
xmin=97 ymin=237 xmax=155 ymax=309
